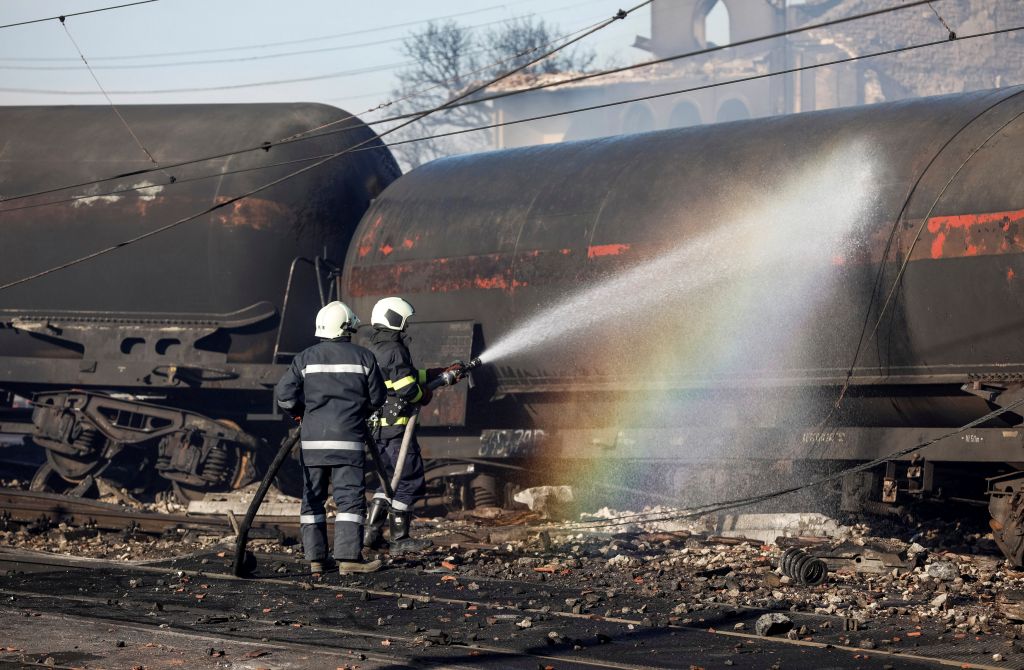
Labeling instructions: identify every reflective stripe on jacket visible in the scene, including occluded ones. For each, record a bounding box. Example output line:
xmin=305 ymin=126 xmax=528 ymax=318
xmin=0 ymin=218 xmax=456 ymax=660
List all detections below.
xmin=367 ymin=329 xmax=427 ymax=433
xmin=274 ymin=338 xmax=386 ymax=466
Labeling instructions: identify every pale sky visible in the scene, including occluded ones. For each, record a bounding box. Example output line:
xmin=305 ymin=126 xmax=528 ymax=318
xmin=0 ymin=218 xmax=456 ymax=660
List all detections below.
xmin=0 ymin=0 xmax=705 ymax=120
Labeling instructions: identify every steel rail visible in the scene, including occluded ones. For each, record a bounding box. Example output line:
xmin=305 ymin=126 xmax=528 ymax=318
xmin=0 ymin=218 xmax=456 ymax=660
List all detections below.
xmin=0 ymin=547 xmax=1004 ymax=670
xmin=0 ymin=487 xmax=299 ymax=537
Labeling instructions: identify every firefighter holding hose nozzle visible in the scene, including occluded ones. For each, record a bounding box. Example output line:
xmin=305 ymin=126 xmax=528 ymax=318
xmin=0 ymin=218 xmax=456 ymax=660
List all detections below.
xmin=363 ymin=297 xmax=469 ymax=553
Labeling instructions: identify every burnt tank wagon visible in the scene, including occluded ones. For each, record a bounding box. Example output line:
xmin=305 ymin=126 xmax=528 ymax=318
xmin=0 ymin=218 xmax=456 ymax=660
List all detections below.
xmin=342 ymin=87 xmax=1024 ymax=559
xmin=0 ymin=103 xmax=400 ymax=499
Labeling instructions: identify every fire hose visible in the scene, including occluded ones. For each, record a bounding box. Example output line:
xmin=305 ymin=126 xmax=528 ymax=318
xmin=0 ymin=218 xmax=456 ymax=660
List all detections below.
xmin=386 ymin=357 xmax=482 ymax=503
xmin=233 ymin=357 xmax=480 ymax=577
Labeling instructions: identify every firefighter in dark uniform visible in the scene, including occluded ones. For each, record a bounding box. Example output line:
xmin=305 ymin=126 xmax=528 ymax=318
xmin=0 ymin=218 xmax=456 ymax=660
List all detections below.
xmin=363 ymin=297 xmax=439 ymax=553
xmin=275 ymin=300 xmax=387 ymax=574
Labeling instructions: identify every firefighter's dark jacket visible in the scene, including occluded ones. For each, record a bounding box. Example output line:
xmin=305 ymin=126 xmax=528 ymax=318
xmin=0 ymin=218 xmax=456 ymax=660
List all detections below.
xmin=367 ymin=329 xmax=434 ymax=432
xmin=274 ymin=337 xmax=386 ymax=466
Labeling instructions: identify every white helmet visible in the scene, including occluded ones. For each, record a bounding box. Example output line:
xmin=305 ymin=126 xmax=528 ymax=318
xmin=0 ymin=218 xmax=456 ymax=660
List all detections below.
xmin=314 ymin=301 xmax=360 ymax=339
xmin=371 ymin=297 xmax=414 ymax=331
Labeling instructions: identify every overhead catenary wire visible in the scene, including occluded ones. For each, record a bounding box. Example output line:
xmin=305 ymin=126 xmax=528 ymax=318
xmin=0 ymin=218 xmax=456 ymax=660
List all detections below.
xmin=863 ymin=104 xmax=1024 ymax=350
xmin=416 ymin=0 xmax=945 ymax=116
xmin=5 ymin=21 xmax=1019 ymax=215
xmin=0 ymin=1 xmax=599 ymax=70
xmin=805 ymin=88 xmax=1024 ymax=447
xmin=0 ymin=3 xmax=649 ymax=293
xmin=0 ymin=0 xmax=955 ymax=207
xmin=0 ymin=11 xmax=615 ymax=211
xmin=375 ymin=26 xmax=1024 ymax=156
xmin=0 ymin=3 xmax=517 ymax=61
xmin=0 ymin=60 xmax=417 ymax=95
xmin=0 ymin=0 xmax=157 ymax=30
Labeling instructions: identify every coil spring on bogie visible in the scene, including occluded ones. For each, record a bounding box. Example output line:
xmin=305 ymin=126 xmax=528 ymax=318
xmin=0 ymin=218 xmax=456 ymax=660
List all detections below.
xmin=72 ymin=426 xmax=104 ymax=454
xmin=202 ymin=445 xmax=230 ymax=481
xmin=780 ymin=547 xmax=828 ymax=586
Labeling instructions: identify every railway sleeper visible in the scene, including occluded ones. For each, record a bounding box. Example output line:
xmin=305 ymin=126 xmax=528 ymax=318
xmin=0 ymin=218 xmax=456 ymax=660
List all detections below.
xmin=28 ymin=390 xmax=260 ymax=502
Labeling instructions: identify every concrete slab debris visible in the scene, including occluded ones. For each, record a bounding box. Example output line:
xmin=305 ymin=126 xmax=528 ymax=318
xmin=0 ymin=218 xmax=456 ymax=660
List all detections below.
xmin=716 ymin=513 xmax=852 ymax=544
xmin=755 ymin=612 xmax=793 ymax=636
xmin=512 ymin=485 xmax=574 ymax=518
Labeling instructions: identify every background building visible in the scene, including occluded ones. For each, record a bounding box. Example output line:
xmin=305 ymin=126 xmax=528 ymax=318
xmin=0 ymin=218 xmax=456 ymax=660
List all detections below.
xmin=486 ymin=0 xmax=1024 ymax=148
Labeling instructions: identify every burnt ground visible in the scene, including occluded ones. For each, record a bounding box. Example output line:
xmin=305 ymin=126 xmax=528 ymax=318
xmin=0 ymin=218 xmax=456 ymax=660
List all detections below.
xmin=1 ymin=508 xmax=1023 ymax=670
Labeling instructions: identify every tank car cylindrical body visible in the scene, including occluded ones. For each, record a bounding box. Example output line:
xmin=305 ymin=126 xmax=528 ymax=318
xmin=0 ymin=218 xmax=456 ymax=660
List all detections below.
xmin=0 ymin=104 xmax=399 ymax=500
xmin=343 ymin=87 xmax=1024 ymax=431
xmin=0 ymin=104 xmax=399 ymax=369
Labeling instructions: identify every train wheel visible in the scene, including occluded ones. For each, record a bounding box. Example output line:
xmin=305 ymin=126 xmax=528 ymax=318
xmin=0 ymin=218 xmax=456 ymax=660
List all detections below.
xmin=169 ymin=442 xmax=248 ymax=504
xmin=29 ymin=461 xmax=76 ymax=494
xmin=46 ymin=449 xmax=102 ymax=481
xmin=163 ymin=420 xmax=255 ymax=504
xmin=171 ymin=480 xmax=210 ymax=503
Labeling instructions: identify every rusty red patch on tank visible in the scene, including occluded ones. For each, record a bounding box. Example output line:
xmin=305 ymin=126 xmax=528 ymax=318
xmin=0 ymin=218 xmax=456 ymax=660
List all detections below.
xmin=358 ymin=215 xmax=384 ymax=257
xmin=587 ymin=243 xmax=630 ymax=258
xmin=380 ymin=244 xmax=394 ymax=256
xmin=402 ymin=238 xmax=415 ymax=249
xmin=474 ymin=276 xmax=508 ymax=290
xmin=1008 ymin=268 xmax=1016 ymax=282
xmin=560 ymin=248 xmax=571 ymax=255
xmin=925 ymin=207 xmax=1024 ymax=259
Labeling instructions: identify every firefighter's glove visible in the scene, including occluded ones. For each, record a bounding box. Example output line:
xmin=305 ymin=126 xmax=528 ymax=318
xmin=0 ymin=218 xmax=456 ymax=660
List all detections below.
xmin=444 ymin=360 xmax=467 ymax=383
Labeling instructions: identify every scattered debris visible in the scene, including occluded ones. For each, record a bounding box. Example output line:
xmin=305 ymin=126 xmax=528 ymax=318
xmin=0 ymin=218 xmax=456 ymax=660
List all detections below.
xmin=717 ymin=513 xmax=851 ymax=544
xmin=755 ymin=613 xmax=793 ymax=637
xmin=779 ymin=547 xmax=828 ymax=586
xmin=813 ymin=539 xmax=918 ymax=575
xmin=926 ymin=560 xmax=961 ymax=582
xmin=513 ymin=486 xmax=575 ymax=518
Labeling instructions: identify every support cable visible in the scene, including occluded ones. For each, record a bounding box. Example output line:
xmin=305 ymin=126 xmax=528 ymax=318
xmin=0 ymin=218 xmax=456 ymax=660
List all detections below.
xmin=559 ymin=396 xmax=1024 ymax=531
xmin=59 ymin=17 xmax=173 ymax=183
xmin=374 ymin=26 xmax=1024 ymax=154
xmin=808 ymin=88 xmax=1024 ymax=449
xmin=5 ymin=24 xmax=1021 ymax=215
xmin=0 ymin=4 xmax=507 ymax=60
xmin=928 ymin=2 xmax=958 ymax=40
xmin=863 ymin=106 xmax=1024 ymax=349
xmin=0 ymin=0 xmax=157 ymax=30
xmin=0 ymin=3 xmax=648 ymax=292
xmin=0 ymin=0 xmax=947 ymax=206
xmin=0 ymin=1 xmax=598 ymax=70
xmin=0 ymin=10 xmax=615 ymax=205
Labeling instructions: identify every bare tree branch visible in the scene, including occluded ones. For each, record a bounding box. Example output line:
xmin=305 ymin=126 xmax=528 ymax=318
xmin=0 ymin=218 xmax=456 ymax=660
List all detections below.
xmin=387 ymin=18 xmax=595 ymax=170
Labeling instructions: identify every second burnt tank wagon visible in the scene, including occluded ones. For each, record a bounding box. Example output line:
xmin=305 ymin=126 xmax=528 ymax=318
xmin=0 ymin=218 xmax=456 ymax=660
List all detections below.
xmin=5 ymin=89 xmax=1024 ymax=561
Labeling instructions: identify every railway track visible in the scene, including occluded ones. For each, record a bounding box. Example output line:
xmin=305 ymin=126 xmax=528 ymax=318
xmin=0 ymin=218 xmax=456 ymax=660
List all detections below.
xmin=0 ymin=547 xmax=1010 ymax=670
xmin=0 ymin=486 xmax=299 ymax=538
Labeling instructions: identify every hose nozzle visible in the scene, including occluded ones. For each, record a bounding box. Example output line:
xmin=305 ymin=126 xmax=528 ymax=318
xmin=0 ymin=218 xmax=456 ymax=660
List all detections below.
xmin=428 ymin=357 xmax=484 ymax=390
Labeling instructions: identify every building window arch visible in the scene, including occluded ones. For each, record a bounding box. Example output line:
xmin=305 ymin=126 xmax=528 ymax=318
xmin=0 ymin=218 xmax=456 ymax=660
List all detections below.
xmin=622 ymin=104 xmax=656 ymax=134
xmin=669 ymin=101 xmax=702 ymax=128
xmin=716 ymin=98 xmax=750 ymax=123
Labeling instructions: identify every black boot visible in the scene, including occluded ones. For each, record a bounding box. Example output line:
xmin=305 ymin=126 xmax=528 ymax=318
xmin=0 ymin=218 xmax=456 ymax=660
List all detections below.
xmin=388 ymin=510 xmax=432 ymax=553
xmin=363 ymin=498 xmax=390 ymax=550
